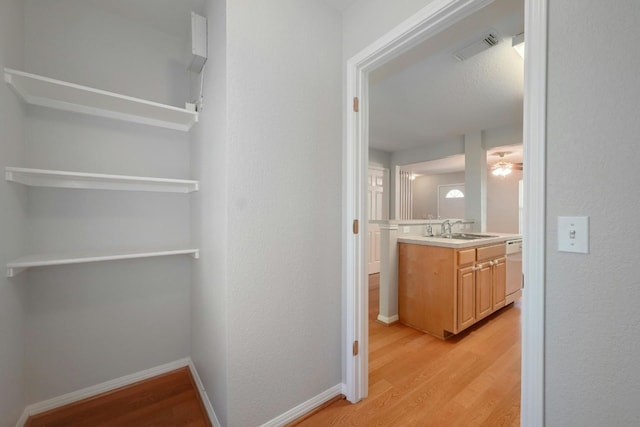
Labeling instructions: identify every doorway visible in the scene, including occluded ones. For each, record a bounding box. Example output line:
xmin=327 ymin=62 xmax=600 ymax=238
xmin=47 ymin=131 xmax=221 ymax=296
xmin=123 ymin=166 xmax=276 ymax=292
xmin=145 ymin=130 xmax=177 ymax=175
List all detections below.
xmin=344 ymin=0 xmax=547 ymax=425
xmin=367 ymin=166 xmax=389 ymax=274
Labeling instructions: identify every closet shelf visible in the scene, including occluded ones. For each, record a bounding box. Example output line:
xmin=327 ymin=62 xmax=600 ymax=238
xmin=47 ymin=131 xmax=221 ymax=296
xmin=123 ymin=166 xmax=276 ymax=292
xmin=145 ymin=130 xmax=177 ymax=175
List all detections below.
xmin=4 ymin=68 xmax=198 ymax=131
xmin=6 ymin=248 xmax=200 ymax=278
xmin=5 ymin=167 xmax=199 ymax=193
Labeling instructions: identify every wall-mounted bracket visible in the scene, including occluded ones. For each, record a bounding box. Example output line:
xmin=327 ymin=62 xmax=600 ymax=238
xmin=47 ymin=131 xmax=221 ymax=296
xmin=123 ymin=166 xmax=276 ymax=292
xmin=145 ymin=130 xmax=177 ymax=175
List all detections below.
xmin=6 ymin=266 xmax=26 ymax=278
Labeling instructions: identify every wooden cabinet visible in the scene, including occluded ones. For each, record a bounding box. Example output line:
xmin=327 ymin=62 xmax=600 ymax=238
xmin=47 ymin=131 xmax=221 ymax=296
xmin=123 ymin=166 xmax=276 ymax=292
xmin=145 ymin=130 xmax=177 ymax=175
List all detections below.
xmin=475 ymin=261 xmax=493 ymax=320
xmin=456 ymin=265 xmax=476 ymax=331
xmin=398 ymin=241 xmax=508 ymax=339
xmin=492 ymin=257 xmax=507 ymax=311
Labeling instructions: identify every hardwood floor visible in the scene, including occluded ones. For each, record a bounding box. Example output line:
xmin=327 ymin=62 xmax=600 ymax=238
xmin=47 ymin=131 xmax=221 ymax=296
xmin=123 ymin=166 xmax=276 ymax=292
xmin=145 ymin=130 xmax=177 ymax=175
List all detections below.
xmin=25 ymin=367 xmax=211 ymax=427
xmin=25 ymin=275 xmax=519 ymax=427
xmin=295 ymin=273 xmax=521 ymax=426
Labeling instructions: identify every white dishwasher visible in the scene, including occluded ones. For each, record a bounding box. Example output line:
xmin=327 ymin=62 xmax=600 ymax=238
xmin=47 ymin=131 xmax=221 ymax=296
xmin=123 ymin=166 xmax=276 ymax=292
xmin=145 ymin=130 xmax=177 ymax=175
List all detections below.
xmin=505 ymin=239 xmax=523 ymax=303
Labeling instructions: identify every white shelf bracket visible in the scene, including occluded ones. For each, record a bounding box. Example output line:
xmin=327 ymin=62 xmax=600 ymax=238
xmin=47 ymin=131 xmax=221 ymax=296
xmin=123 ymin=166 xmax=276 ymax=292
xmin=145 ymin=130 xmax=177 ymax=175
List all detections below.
xmin=190 ymin=250 xmax=200 ymax=259
xmin=6 ymin=266 xmax=26 ymax=278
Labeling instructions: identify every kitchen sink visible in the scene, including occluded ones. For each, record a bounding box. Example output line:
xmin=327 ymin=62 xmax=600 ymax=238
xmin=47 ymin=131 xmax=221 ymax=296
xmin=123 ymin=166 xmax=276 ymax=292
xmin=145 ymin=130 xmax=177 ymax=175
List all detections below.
xmin=436 ymin=233 xmax=499 ymax=240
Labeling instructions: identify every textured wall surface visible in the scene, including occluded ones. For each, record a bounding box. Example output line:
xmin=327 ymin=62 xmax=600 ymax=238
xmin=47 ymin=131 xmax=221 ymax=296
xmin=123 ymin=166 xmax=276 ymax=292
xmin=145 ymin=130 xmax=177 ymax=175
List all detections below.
xmin=342 ymin=0 xmax=436 ymax=60
xmin=225 ymin=0 xmax=343 ymax=425
xmin=0 ymin=0 xmax=27 ymax=425
xmin=546 ymin=0 xmax=640 ymax=425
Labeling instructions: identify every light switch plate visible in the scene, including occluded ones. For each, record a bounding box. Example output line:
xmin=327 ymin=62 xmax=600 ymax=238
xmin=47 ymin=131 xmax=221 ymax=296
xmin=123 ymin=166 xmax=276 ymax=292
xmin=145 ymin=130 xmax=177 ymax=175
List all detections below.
xmin=558 ymin=216 xmax=589 ymax=253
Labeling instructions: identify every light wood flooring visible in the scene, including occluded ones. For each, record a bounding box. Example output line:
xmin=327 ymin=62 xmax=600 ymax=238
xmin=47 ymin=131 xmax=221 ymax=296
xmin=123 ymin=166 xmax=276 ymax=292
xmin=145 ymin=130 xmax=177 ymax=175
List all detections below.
xmin=294 ymin=273 xmax=521 ymax=426
xmin=25 ymin=367 xmax=211 ymax=427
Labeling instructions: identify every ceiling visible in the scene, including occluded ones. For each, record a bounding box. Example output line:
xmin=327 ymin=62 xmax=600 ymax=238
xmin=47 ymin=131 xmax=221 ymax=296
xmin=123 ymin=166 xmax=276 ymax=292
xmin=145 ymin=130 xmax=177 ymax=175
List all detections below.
xmin=403 ymin=144 xmax=523 ymax=176
xmin=369 ymin=0 xmax=524 ymax=154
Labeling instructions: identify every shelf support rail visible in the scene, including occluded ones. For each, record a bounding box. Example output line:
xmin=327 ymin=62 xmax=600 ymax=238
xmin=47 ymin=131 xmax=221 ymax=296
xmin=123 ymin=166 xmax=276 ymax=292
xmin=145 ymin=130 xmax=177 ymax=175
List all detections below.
xmin=6 ymin=266 xmax=26 ymax=278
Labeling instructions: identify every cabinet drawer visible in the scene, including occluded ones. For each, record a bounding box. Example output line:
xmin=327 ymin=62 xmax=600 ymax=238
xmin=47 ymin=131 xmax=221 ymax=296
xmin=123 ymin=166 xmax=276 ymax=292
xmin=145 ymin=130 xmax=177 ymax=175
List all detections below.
xmin=457 ymin=248 xmax=476 ymax=266
xmin=476 ymin=243 xmax=506 ymax=261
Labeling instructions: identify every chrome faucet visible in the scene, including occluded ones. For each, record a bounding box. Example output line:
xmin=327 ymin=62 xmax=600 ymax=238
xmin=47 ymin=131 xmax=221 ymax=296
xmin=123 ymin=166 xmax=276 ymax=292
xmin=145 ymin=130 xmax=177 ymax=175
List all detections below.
xmin=425 ymin=214 xmax=434 ymax=236
xmin=441 ymin=219 xmax=463 ymax=237
xmin=441 ymin=220 xmax=452 ymax=237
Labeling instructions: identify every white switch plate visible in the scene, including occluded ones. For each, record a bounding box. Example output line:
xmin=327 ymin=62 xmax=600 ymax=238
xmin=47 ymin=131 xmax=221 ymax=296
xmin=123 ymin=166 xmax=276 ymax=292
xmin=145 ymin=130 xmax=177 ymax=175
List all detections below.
xmin=558 ymin=216 xmax=589 ymax=253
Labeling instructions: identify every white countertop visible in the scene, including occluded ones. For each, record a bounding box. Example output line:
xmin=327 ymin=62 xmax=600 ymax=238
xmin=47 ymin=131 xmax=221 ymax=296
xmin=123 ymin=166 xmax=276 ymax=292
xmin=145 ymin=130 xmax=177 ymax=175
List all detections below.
xmin=397 ymin=233 xmax=522 ymax=249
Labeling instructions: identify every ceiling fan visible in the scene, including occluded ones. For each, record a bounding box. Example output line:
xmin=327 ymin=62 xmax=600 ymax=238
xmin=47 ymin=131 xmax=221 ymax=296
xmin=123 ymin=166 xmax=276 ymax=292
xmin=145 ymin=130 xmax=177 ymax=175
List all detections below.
xmin=490 ymin=151 xmax=522 ymax=177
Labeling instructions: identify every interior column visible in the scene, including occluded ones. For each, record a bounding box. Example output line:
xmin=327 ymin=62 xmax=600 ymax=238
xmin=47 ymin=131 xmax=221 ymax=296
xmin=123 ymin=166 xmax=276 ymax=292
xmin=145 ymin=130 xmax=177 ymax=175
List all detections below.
xmin=464 ymin=131 xmax=487 ymax=231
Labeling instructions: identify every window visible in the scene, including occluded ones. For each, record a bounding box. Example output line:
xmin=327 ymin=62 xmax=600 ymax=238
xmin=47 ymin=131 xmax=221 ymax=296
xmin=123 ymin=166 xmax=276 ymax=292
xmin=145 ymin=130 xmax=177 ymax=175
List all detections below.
xmin=445 ymin=189 xmax=465 ymax=199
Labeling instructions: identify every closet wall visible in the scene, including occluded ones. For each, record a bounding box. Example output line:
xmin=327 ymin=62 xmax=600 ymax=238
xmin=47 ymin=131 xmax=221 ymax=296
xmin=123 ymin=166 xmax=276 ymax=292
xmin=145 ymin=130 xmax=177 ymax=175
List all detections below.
xmin=190 ymin=0 xmax=229 ymax=423
xmin=20 ymin=0 xmax=193 ymax=403
xmin=0 ymin=0 xmax=27 ymax=424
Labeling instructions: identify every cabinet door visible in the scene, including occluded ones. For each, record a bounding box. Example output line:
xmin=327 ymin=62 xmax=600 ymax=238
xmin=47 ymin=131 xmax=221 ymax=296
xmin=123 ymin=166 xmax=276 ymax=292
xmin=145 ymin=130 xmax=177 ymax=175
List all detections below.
xmin=457 ymin=266 xmax=476 ymax=331
xmin=492 ymin=257 xmax=507 ymax=311
xmin=476 ymin=262 xmax=493 ymax=320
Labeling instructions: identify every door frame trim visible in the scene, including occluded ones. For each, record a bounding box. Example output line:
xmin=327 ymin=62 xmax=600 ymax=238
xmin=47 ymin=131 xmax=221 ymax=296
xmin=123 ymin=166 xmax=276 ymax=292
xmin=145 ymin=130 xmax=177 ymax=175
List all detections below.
xmin=343 ymin=0 xmax=547 ymax=425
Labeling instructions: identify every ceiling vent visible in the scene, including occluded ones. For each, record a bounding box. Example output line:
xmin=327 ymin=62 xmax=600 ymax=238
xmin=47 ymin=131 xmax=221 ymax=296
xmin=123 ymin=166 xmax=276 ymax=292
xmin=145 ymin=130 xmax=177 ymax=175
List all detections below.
xmin=453 ymin=31 xmax=500 ymax=62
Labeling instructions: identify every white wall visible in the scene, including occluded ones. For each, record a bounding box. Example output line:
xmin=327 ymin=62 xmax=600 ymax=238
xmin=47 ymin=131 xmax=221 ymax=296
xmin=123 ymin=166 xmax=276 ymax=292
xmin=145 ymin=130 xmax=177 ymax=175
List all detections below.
xmin=0 ymin=0 xmax=27 ymax=425
xmin=369 ymin=147 xmax=391 ymax=169
xmin=191 ymin=1 xmax=344 ymax=425
xmin=486 ymin=169 xmax=521 ymax=233
xmin=412 ymin=172 xmax=465 ymax=219
xmin=343 ymin=0 xmax=436 ymax=60
xmin=386 ymin=126 xmax=521 ymax=219
xmin=23 ymin=0 xmax=188 ymax=107
xmin=22 ymin=0 xmax=192 ymax=403
xmin=545 ymin=0 xmax=640 ymax=424
xmin=190 ymin=0 xmax=229 ymax=424
xmin=224 ymin=2 xmax=342 ymax=424
xmin=412 ymin=169 xmax=520 ymax=229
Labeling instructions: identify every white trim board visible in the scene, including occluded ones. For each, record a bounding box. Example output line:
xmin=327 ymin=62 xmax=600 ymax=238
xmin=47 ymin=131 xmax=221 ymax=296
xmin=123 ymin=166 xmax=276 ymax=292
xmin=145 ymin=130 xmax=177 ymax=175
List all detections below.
xmin=14 ymin=358 xmax=219 ymax=427
xmin=521 ymin=0 xmax=547 ymax=424
xmin=344 ymin=0 xmax=547 ymax=425
xmin=187 ymin=360 xmax=220 ymax=427
xmin=5 ymin=167 xmax=199 ymax=193
xmin=376 ymin=314 xmax=399 ymax=325
xmin=6 ymin=248 xmax=200 ymax=278
xmin=259 ymin=384 xmax=345 ymax=427
xmin=4 ymin=68 xmax=198 ymax=131
xmin=344 ymin=0 xmax=496 ymax=404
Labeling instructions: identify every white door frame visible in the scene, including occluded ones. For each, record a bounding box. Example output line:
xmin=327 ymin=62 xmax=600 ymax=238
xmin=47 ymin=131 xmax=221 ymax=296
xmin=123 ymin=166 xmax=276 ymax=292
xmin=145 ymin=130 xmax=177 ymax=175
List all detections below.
xmin=343 ymin=0 xmax=547 ymax=425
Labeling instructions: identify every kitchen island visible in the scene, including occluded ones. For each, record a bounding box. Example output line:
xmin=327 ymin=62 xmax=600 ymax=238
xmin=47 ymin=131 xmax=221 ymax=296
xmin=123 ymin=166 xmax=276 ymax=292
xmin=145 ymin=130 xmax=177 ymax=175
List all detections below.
xmin=397 ymin=233 xmax=521 ymax=339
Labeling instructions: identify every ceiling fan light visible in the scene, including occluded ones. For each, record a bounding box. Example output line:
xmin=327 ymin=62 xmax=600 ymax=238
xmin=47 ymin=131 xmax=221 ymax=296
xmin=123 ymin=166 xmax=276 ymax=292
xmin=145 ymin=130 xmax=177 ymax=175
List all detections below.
xmin=491 ymin=161 xmax=513 ymax=177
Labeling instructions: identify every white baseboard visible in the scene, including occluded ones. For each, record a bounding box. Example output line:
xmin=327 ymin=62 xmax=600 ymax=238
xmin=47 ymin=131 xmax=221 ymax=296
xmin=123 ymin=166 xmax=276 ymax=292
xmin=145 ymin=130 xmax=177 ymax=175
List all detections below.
xmin=259 ymin=383 xmax=345 ymax=427
xmin=377 ymin=314 xmax=399 ymax=324
xmin=15 ymin=358 xmax=219 ymax=427
xmin=14 ymin=359 xmax=338 ymax=427
xmin=187 ymin=359 xmax=221 ymax=427
xmin=14 ymin=411 xmax=29 ymax=427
